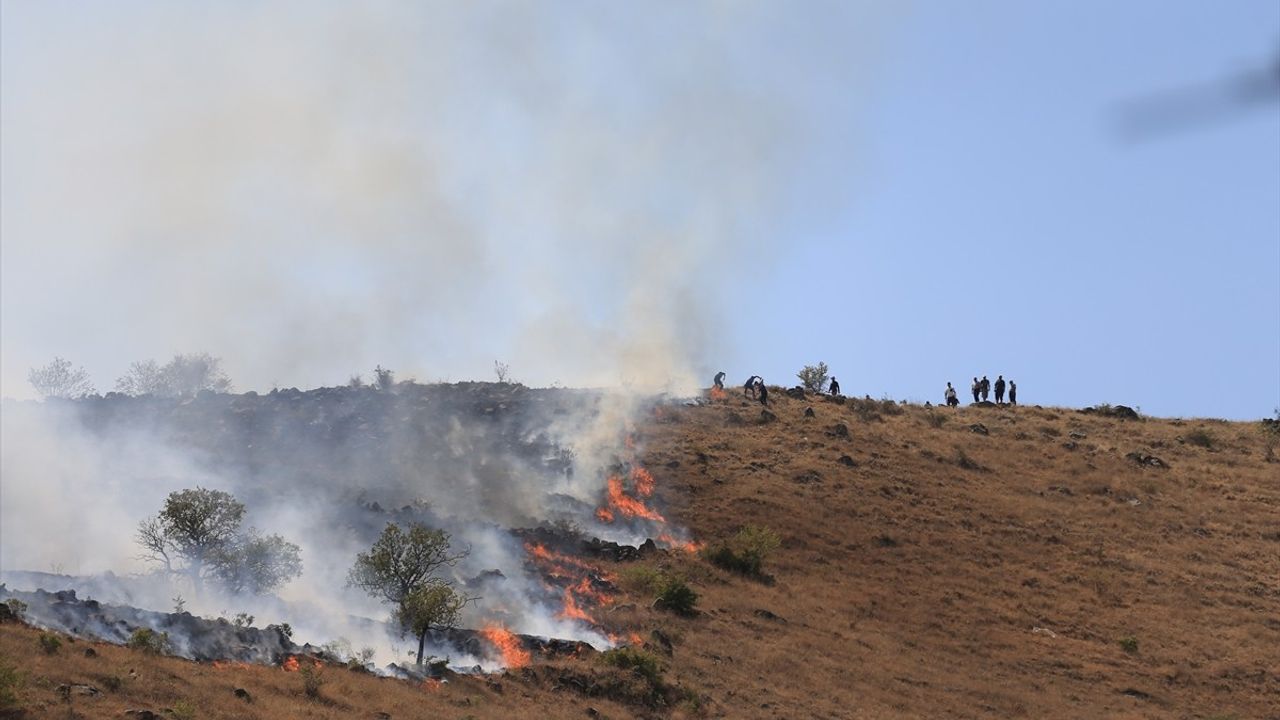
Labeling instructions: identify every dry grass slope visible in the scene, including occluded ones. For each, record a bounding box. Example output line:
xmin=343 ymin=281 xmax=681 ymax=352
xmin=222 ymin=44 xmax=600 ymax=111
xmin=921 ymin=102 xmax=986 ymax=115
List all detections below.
xmin=4 ymin=391 xmax=1278 ymax=719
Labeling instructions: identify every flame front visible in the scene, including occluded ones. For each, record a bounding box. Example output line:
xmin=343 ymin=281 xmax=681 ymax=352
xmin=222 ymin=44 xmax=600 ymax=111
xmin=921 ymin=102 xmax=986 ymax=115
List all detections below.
xmin=599 ymin=475 xmax=665 ymax=522
xmin=282 ymin=656 xmax=300 ymax=672
xmin=479 ymin=624 xmax=531 ymax=669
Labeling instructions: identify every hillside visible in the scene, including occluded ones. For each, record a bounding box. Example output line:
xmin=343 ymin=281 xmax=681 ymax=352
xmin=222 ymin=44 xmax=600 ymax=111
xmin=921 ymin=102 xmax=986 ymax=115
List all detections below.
xmin=2 ymin=388 xmax=1278 ymax=719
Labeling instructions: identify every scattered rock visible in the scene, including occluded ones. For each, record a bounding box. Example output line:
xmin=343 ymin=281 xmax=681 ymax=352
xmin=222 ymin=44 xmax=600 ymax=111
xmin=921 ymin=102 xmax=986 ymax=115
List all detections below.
xmin=586 ymin=708 xmax=600 ymax=718
xmin=57 ymin=684 xmax=99 ymax=697
xmin=785 ymin=386 xmax=806 ymax=400
xmin=753 ymin=609 xmax=786 ymax=623
xmin=759 ymin=409 xmax=777 ymax=424
xmin=1119 ymin=688 xmax=1152 ymax=700
xmin=1030 ymin=627 xmax=1057 ymax=638
xmin=827 ymin=423 xmax=849 ymax=439
xmin=1081 ymin=405 xmax=1140 ymax=420
xmin=234 ymin=688 xmax=252 ymax=702
xmin=803 ymin=407 xmax=815 ymax=418
xmin=875 ymin=535 xmax=898 ymax=548
xmin=376 ymin=713 xmax=392 ymax=720
xmin=969 ymin=423 xmax=989 ymax=435
xmin=84 ymin=647 xmax=97 ymax=658
xmin=837 ymin=455 xmax=857 ymax=467
xmin=725 ymin=411 xmax=745 ymax=426
xmin=971 ymin=401 xmax=996 ymax=408
xmin=829 ymin=395 xmax=846 ymax=405
xmin=793 ymin=470 xmax=822 ymax=485
xmin=1069 ymin=431 xmax=1087 ymax=440
xmin=124 ymin=711 xmax=161 ymax=720
xmin=1125 ymin=451 xmax=1168 ymax=469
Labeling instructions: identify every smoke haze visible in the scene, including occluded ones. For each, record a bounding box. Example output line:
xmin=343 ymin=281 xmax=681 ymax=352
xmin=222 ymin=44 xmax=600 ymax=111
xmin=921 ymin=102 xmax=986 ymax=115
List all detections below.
xmin=1 ymin=1 xmax=886 ymax=396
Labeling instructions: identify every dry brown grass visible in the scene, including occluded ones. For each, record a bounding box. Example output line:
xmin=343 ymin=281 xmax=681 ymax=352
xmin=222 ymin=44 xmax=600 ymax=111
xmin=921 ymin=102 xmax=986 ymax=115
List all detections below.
xmin=5 ymin=394 xmax=1278 ymax=719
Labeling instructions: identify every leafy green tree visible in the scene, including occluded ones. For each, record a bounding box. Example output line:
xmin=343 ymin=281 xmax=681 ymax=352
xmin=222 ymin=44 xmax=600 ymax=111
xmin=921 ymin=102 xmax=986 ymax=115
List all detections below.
xmin=28 ymin=357 xmax=95 ymax=399
xmin=348 ymin=522 xmax=468 ymax=666
xmin=796 ymin=362 xmax=829 ymax=394
xmin=136 ymin=488 xmax=301 ymax=595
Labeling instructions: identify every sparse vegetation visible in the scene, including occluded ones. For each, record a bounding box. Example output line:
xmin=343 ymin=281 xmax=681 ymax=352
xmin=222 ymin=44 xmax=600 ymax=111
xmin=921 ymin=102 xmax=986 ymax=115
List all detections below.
xmin=704 ymin=525 xmax=781 ymax=580
xmin=373 ymin=364 xmax=395 ymax=391
xmin=925 ymin=412 xmax=948 ymax=429
xmin=1118 ymin=636 xmax=1139 ymax=654
xmin=37 ymin=632 xmax=61 ymax=654
xmin=0 ymin=661 xmax=22 ymax=710
xmin=796 ymin=362 xmax=830 ymax=394
xmin=494 ymin=360 xmax=511 ymax=383
xmin=601 ymin=647 xmax=663 ymax=685
xmin=849 ymin=397 xmax=884 ymax=423
xmin=28 ymin=356 xmax=96 ymax=399
xmin=115 ymin=352 xmax=232 ymax=397
xmin=127 ymin=627 xmax=171 ymax=655
xmin=4 ymin=599 xmax=27 ymax=621
xmin=879 ymin=398 xmax=904 ymax=416
xmin=170 ymin=699 xmax=197 ymax=720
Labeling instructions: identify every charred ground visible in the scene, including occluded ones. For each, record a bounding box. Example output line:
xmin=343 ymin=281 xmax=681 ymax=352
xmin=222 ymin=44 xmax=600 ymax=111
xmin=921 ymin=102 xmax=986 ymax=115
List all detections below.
xmin=2 ymin=384 xmax=1278 ymax=719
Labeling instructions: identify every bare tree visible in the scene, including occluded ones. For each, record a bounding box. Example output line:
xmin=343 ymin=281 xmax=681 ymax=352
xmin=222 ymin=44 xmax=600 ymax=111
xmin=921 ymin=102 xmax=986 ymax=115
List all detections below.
xmin=28 ymin=357 xmax=95 ymax=399
xmin=493 ymin=361 xmax=511 ymax=384
xmin=115 ymin=353 xmax=232 ymax=397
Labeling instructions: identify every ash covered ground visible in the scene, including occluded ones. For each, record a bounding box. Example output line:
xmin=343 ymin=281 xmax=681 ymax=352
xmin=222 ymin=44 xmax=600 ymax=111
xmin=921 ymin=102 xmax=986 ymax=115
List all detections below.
xmin=0 ymin=382 xmax=693 ymax=670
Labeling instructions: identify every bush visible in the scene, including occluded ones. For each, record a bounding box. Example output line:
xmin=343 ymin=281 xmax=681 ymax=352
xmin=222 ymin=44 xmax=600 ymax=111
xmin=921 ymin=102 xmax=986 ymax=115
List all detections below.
xmin=3 ymin=599 xmax=27 ymax=622
xmin=1184 ymin=429 xmax=1214 ymax=448
xmin=300 ymin=664 xmax=326 ymax=699
xmin=619 ymin=565 xmax=664 ymax=595
xmin=704 ymin=525 xmax=781 ymax=579
xmin=0 ymin=661 xmax=22 ymax=710
xmin=879 ymin=398 xmax=904 ymax=416
xmin=28 ymin=357 xmax=96 ymax=399
xmin=127 ymin=627 xmax=171 ymax=655
xmin=38 ymin=633 xmax=62 ymax=654
xmin=848 ymin=397 xmax=883 ymax=423
xmin=1118 ymin=636 xmax=1139 ymax=654
xmin=653 ymin=576 xmax=699 ymax=616
xmin=600 ymin=648 xmax=663 ymax=685
xmin=924 ymin=413 xmax=947 ymax=429
xmin=170 ymin=700 xmax=196 ymax=720
xmin=796 ymin=363 xmax=830 ymax=394
xmin=100 ymin=675 xmax=124 ymax=693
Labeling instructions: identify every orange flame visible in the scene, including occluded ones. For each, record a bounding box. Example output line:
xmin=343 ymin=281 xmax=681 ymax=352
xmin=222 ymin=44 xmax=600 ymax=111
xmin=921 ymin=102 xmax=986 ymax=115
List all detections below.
xmin=710 ymin=386 xmax=727 ymax=401
xmin=559 ymin=589 xmax=594 ymax=623
xmin=595 ymin=507 xmax=615 ymax=522
xmin=658 ymin=533 xmax=703 ymax=553
xmin=599 ymin=475 xmax=664 ymax=522
xmin=422 ymin=678 xmax=443 ymax=692
xmin=631 ymin=466 xmax=655 ymax=497
xmin=282 ymin=656 xmax=300 ymax=672
xmin=480 ymin=624 xmax=531 ymax=669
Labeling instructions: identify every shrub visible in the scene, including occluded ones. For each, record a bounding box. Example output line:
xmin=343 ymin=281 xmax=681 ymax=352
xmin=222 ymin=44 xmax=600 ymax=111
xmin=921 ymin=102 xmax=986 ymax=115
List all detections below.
xmin=300 ymin=664 xmax=326 ymax=699
xmin=1184 ymin=429 xmax=1214 ymax=448
xmin=3 ymin=599 xmax=27 ymax=621
xmin=0 ymin=661 xmax=22 ymax=710
xmin=601 ymin=647 xmax=663 ymax=685
xmin=653 ymin=576 xmax=699 ymax=616
xmin=267 ymin=623 xmax=293 ymax=641
xmin=879 ymin=398 xmax=904 ymax=416
xmin=956 ymin=448 xmax=984 ymax=471
xmin=924 ymin=413 xmax=947 ymax=429
xmin=796 ymin=363 xmax=830 ymax=394
xmin=127 ymin=627 xmax=171 ymax=655
xmin=1118 ymin=636 xmax=1139 ymax=654
xmin=848 ymin=397 xmax=883 ymax=423
xmin=100 ymin=675 xmax=124 ymax=692
xmin=170 ymin=699 xmax=196 ymax=720
xmin=232 ymin=612 xmax=254 ymax=628
xmin=38 ymin=633 xmax=62 ymax=654
xmin=704 ymin=525 xmax=781 ymax=579
xmin=619 ymin=565 xmax=664 ymax=594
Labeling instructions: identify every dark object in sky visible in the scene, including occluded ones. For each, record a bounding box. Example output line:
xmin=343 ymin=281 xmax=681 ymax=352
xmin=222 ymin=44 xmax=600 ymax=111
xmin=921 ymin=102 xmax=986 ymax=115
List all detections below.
xmin=1115 ymin=46 xmax=1280 ymax=140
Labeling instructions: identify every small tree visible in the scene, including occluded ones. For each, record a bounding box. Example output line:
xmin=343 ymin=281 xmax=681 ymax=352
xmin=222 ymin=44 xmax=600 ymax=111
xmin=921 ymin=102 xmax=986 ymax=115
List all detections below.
xmin=348 ymin=522 xmax=468 ymax=666
xmin=28 ymin=357 xmax=95 ymax=399
xmin=796 ymin=362 xmax=829 ymax=394
xmin=137 ymin=488 xmax=301 ymax=596
xmin=115 ymin=360 xmax=167 ymax=396
xmin=373 ymin=365 xmax=395 ymax=391
xmin=493 ymin=361 xmax=511 ymax=384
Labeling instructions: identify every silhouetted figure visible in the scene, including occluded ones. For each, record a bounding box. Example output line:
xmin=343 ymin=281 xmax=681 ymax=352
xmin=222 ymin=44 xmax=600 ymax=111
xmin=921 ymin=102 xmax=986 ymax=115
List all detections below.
xmin=744 ymin=375 xmax=762 ymax=398
xmin=713 ymin=371 xmax=725 ymax=390
xmin=971 ymin=377 xmax=980 ymax=403
xmin=980 ymin=376 xmax=990 ymax=402
xmin=828 ymin=377 xmax=840 ymax=396
xmin=945 ymin=382 xmax=959 ymax=407
xmin=758 ymin=381 xmax=769 ymax=406
xmin=1009 ymin=381 xmax=1017 ymax=406
xmin=994 ymin=375 xmax=1006 ymax=404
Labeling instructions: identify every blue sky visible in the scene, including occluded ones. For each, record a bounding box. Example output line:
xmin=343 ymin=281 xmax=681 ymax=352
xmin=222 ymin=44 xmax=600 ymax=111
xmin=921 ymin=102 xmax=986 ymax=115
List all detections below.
xmin=1 ymin=1 xmax=1276 ymax=419
xmin=720 ymin=2 xmax=1280 ymax=418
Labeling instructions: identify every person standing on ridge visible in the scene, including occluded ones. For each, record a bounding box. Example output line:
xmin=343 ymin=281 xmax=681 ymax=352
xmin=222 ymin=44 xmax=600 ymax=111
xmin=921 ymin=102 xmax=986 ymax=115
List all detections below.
xmin=980 ymin=376 xmax=991 ymax=402
xmin=744 ymin=375 xmax=762 ymax=398
xmin=945 ymin=382 xmax=959 ymax=407
xmin=994 ymin=375 xmax=1006 ymax=404
xmin=971 ymin=377 xmax=980 ymax=403
xmin=713 ymin=371 xmax=725 ymax=390
xmin=1009 ymin=381 xmax=1017 ymax=406
xmin=829 ymin=377 xmax=841 ymax=396
xmin=758 ymin=380 xmax=769 ymax=406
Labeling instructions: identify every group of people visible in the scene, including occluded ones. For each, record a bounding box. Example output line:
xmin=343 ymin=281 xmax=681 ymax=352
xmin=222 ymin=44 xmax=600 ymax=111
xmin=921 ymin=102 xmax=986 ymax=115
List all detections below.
xmin=714 ymin=371 xmax=841 ymax=407
xmin=943 ymin=375 xmax=1016 ymax=407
